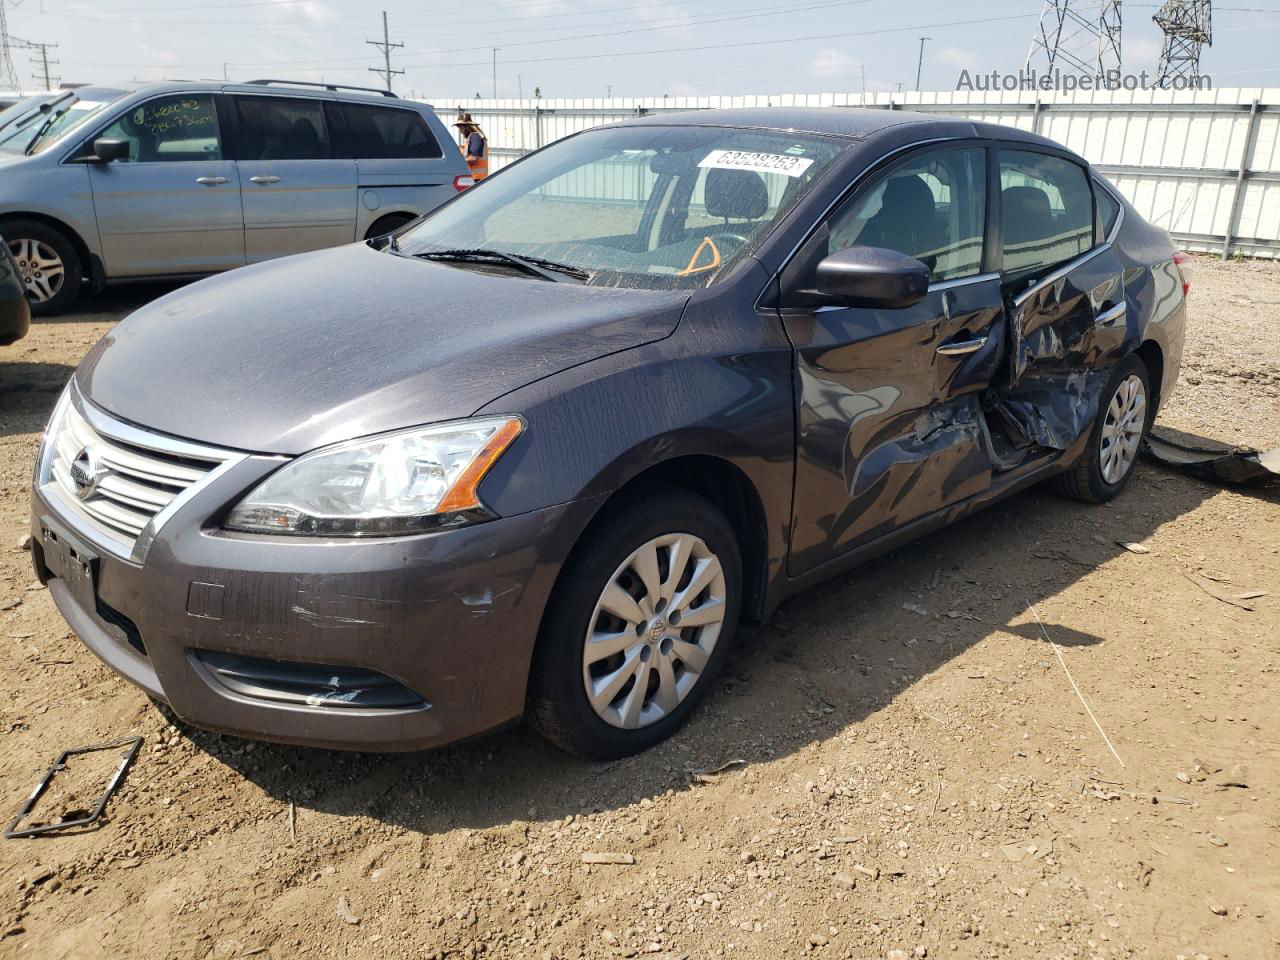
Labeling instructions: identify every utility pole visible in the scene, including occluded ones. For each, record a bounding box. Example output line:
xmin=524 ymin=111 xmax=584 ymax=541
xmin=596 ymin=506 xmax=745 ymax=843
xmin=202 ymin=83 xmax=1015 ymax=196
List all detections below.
xmin=29 ymin=40 xmax=57 ymax=90
xmin=366 ymin=11 xmax=404 ymax=94
xmin=915 ymin=36 xmax=931 ymax=90
xmin=491 ymin=48 xmax=498 ymax=99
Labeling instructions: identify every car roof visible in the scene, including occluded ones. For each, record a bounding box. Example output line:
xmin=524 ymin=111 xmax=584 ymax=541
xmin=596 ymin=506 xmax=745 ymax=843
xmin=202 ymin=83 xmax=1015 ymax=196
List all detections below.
xmin=610 ymin=106 xmax=1067 ymax=151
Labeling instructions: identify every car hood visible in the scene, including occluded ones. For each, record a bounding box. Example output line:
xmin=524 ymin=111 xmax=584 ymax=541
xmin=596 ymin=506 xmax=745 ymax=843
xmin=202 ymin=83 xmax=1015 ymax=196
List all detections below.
xmin=77 ymin=243 xmax=689 ymax=454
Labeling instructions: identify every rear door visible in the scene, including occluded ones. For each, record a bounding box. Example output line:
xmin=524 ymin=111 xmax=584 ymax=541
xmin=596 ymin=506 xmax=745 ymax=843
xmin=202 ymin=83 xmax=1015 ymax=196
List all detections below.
xmin=780 ymin=143 xmax=1006 ymax=575
xmin=87 ymin=93 xmax=245 ymax=277
xmin=340 ymin=102 xmax=457 ymax=222
xmin=231 ymin=95 xmax=358 ymax=262
xmin=994 ymin=147 xmax=1129 ymax=449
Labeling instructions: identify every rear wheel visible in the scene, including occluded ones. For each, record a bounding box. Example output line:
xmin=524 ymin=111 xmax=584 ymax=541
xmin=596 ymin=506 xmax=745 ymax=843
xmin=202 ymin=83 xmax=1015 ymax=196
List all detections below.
xmin=4 ymin=220 xmax=82 ymax=316
xmin=1052 ymin=354 xmax=1151 ymax=503
xmin=528 ymin=489 xmax=742 ymax=760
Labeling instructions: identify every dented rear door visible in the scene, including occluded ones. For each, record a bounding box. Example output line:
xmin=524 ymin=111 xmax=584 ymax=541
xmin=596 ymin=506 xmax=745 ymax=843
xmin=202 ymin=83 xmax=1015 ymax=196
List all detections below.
xmin=993 ymin=147 xmax=1131 ymax=449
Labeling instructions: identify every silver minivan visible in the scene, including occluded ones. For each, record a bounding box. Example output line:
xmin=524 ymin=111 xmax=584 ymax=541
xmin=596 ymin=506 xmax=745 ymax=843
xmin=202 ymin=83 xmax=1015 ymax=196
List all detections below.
xmin=0 ymin=80 xmax=472 ymax=314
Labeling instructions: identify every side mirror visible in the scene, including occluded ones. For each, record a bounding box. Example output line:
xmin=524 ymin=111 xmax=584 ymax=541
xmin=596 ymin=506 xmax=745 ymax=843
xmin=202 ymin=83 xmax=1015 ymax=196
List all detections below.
xmin=91 ymin=138 xmax=131 ymax=163
xmin=814 ymin=246 xmax=930 ymax=309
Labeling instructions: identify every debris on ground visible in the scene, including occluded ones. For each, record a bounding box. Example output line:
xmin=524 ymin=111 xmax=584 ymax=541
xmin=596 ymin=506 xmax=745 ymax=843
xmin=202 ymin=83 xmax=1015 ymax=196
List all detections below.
xmin=1144 ymin=428 xmax=1280 ymax=486
xmin=5 ymin=736 xmax=143 ymax=839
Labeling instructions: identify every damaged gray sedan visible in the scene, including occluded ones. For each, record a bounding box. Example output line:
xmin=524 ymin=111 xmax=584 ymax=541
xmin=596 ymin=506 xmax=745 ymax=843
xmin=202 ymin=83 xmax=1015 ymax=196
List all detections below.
xmin=31 ymin=108 xmax=1186 ymax=760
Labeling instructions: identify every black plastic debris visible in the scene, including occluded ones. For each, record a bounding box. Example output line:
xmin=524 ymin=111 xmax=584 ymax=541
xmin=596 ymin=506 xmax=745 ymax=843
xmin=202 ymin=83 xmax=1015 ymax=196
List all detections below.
xmin=1144 ymin=428 xmax=1280 ymax=487
xmin=5 ymin=736 xmax=143 ymax=839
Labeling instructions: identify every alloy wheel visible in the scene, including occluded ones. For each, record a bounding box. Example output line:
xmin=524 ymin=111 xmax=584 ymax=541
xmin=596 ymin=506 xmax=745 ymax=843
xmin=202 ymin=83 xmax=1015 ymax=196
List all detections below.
xmin=1099 ymin=373 xmax=1146 ymax=484
xmin=582 ymin=532 xmax=728 ymax=730
xmin=9 ymin=237 xmax=65 ymax=304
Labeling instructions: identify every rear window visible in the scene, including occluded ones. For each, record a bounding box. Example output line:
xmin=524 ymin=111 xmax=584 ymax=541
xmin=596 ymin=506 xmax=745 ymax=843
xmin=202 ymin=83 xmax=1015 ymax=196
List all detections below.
xmin=341 ymin=104 xmax=442 ymax=160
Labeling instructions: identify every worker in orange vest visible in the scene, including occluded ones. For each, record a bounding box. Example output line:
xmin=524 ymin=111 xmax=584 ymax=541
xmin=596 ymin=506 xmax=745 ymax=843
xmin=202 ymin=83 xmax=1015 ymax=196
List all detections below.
xmin=454 ymin=111 xmax=489 ymax=180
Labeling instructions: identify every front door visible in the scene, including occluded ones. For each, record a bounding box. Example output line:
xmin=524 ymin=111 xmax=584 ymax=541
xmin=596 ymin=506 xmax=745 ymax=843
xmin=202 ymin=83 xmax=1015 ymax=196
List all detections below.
xmin=231 ymin=95 xmax=358 ymax=263
xmin=779 ymin=144 xmax=1005 ymax=575
xmin=993 ymin=147 xmax=1129 ymax=450
xmin=87 ymin=93 xmax=245 ymax=277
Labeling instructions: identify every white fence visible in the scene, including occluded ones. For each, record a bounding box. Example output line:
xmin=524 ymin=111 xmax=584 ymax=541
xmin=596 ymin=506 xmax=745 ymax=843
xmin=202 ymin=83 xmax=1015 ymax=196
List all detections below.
xmin=423 ymin=88 xmax=1280 ymax=258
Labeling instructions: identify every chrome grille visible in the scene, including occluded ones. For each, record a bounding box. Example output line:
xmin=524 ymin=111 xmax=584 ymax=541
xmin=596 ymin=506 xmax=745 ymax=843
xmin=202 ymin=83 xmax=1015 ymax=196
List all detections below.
xmin=38 ymin=388 xmax=245 ymax=560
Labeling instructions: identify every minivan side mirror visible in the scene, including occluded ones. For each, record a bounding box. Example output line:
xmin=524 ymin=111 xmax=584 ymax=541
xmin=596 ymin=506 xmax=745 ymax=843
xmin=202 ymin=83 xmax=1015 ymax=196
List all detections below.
xmin=813 ymin=246 xmax=930 ymax=309
xmin=91 ymin=138 xmax=131 ymax=163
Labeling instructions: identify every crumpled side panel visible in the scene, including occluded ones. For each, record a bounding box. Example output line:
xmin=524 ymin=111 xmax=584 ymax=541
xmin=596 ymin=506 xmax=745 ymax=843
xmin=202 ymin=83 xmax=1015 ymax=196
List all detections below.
xmin=997 ymin=251 xmax=1132 ymax=451
xmin=995 ymin=368 xmax=1106 ymax=450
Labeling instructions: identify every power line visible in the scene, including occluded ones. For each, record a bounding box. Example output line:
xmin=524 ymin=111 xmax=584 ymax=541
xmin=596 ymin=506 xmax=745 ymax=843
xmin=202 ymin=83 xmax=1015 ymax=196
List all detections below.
xmin=393 ymin=10 xmax=1041 ymax=70
xmin=366 ymin=10 xmax=403 ymax=94
xmin=63 ymin=2 xmax=1034 ymax=73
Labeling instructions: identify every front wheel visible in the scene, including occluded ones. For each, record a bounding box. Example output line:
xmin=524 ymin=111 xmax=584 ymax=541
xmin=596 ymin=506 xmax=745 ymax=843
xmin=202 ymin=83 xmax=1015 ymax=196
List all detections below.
xmin=1052 ymin=354 xmax=1152 ymax=503
xmin=528 ymin=489 xmax=742 ymax=760
xmin=5 ymin=220 xmax=82 ymax=316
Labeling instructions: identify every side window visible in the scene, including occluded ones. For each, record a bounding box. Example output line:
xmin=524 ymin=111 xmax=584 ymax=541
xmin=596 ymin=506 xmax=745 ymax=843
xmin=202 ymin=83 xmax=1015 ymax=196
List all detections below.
xmin=96 ymin=95 xmax=221 ymax=163
xmin=234 ymin=97 xmax=332 ymax=161
xmin=827 ymin=146 xmax=987 ymax=283
xmin=341 ymin=104 xmax=442 ymax=160
xmin=999 ymin=149 xmax=1094 ymax=283
xmin=1094 ymin=179 xmax=1121 ymax=237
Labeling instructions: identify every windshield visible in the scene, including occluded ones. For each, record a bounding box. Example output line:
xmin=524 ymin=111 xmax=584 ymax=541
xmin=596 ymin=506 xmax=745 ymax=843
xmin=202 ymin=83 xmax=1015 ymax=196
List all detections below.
xmin=0 ymin=95 xmax=64 ymax=154
xmin=398 ymin=125 xmax=844 ymax=290
xmin=15 ymin=92 xmax=124 ymax=157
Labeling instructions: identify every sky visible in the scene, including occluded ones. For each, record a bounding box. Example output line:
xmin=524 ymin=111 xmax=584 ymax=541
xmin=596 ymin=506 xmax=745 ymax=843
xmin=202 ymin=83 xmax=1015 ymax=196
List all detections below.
xmin=3 ymin=0 xmax=1278 ymax=100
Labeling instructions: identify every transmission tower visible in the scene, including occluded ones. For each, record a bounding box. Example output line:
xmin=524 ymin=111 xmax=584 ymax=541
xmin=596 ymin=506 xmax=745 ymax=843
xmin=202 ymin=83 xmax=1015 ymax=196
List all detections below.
xmin=0 ymin=0 xmax=22 ymax=92
xmin=1154 ymin=0 xmax=1211 ymax=86
xmin=1026 ymin=0 xmax=1123 ymax=76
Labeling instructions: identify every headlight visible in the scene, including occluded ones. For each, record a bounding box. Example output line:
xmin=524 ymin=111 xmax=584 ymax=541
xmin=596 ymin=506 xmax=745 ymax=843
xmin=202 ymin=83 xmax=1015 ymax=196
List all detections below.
xmin=224 ymin=417 xmax=522 ymax=536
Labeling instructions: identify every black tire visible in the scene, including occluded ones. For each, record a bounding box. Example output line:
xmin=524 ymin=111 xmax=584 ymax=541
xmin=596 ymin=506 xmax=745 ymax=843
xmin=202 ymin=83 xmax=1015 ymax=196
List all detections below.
xmin=364 ymin=213 xmax=415 ymax=241
xmin=4 ymin=219 xmax=83 ymax=317
xmin=1051 ymin=354 xmax=1152 ymax=503
xmin=528 ymin=488 xmax=742 ymax=760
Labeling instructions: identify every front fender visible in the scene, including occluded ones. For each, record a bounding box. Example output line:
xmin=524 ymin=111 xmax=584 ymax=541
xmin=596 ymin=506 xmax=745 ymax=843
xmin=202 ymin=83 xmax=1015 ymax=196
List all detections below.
xmin=473 ymin=279 xmax=796 ymax=595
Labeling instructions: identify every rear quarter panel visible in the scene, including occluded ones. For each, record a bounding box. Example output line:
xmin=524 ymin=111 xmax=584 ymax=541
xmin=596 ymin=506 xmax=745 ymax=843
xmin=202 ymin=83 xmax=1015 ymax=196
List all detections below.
xmin=1107 ymin=186 xmax=1186 ymax=408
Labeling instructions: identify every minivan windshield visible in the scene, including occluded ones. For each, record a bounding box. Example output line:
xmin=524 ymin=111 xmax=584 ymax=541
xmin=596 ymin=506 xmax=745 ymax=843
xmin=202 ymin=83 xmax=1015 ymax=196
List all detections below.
xmin=397 ymin=125 xmax=844 ymax=290
xmin=12 ymin=90 xmax=125 ymax=157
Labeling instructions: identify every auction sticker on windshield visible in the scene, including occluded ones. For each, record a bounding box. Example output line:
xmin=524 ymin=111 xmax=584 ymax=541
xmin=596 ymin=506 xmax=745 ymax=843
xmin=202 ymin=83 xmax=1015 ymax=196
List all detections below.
xmin=698 ymin=149 xmax=815 ymax=178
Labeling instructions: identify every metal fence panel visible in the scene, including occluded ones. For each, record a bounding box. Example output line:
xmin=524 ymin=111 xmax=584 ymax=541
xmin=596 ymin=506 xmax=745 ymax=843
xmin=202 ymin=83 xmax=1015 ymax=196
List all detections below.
xmin=424 ymin=88 xmax=1280 ymax=257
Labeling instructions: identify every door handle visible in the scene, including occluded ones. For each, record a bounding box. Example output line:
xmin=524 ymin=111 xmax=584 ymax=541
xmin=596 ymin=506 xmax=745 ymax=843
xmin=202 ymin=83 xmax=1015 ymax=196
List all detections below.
xmin=936 ymin=336 xmax=988 ymax=356
xmin=1096 ymin=302 xmax=1127 ymax=326
xmin=195 ymin=176 xmax=230 ymax=185
xmin=248 ymin=175 xmax=281 ymax=185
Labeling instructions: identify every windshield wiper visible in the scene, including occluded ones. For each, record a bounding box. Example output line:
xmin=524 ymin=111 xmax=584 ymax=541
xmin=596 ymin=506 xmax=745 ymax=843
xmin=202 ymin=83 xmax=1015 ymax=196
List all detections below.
xmin=25 ymin=103 xmax=72 ymax=155
xmin=413 ymin=248 xmax=589 ymax=283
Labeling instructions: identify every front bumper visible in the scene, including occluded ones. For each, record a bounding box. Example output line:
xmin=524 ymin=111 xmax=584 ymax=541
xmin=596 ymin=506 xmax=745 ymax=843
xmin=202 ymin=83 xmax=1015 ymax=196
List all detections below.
xmin=31 ymin=473 xmax=596 ymax=752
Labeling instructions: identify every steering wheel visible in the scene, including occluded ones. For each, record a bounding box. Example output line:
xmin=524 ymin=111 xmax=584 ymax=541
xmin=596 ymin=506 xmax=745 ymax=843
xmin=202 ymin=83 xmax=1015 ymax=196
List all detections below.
xmin=707 ymin=231 xmax=751 ymax=252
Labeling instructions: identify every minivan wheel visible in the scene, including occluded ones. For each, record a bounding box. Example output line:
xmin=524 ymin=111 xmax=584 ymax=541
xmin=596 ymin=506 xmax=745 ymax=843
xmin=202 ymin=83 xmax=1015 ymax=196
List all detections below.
xmin=364 ymin=213 xmax=415 ymax=241
xmin=5 ymin=220 xmax=82 ymax=316
xmin=528 ymin=489 xmax=742 ymax=760
xmin=1052 ymin=354 xmax=1152 ymax=503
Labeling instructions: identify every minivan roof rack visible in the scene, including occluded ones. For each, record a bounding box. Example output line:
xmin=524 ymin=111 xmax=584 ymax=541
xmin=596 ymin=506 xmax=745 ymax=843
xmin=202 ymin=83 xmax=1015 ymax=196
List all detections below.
xmin=243 ymin=79 xmax=398 ymax=98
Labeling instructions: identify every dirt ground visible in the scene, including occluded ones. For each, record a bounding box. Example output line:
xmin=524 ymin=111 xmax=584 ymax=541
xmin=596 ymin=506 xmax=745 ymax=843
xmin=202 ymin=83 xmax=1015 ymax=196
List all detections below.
xmin=1 ymin=259 xmax=1277 ymax=960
